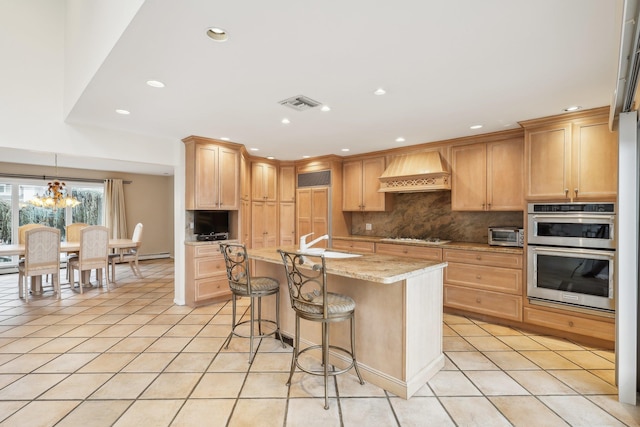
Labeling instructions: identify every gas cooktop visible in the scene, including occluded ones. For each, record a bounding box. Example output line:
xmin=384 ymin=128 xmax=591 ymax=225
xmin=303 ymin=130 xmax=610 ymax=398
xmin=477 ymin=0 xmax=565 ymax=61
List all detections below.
xmin=380 ymin=237 xmax=451 ymax=245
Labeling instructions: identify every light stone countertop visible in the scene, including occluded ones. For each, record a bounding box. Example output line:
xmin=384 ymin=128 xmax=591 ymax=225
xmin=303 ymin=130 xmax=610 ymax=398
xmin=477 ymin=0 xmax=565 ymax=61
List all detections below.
xmin=333 ymin=235 xmax=523 ymax=254
xmin=248 ymin=245 xmax=447 ymax=285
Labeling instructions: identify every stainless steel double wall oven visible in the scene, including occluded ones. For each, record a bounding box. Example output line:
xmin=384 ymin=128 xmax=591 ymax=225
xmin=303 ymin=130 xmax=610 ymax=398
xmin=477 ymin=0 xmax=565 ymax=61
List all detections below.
xmin=527 ymin=202 xmax=616 ymax=312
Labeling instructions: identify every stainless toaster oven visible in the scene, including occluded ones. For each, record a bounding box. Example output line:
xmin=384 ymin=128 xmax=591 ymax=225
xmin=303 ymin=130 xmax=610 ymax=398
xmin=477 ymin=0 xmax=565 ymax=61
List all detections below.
xmin=488 ymin=226 xmax=524 ymax=247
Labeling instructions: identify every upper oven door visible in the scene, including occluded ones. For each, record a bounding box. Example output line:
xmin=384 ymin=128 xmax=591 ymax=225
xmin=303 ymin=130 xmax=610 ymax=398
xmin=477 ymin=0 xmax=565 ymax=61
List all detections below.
xmin=527 ymin=213 xmax=615 ymax=249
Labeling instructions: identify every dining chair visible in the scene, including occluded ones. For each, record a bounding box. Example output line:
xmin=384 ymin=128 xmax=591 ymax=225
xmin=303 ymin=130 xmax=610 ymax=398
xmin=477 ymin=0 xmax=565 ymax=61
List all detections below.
xmin=108 ymin=222 xmax=144 ymax=282
xmin=18 ymin=227 xmax=61 ymax=301
xmin=219 ymin=242 xmax=285 ymax=363
xmin=68 ymin=225 xmax=110 ymax=293
xmin=278 ymin=249 xmax=364 ymax=409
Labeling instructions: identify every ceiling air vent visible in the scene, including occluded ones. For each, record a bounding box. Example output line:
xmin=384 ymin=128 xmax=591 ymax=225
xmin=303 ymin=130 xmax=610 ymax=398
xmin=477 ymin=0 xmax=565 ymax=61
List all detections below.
xmin=279 ymin=95 xmax=321 ymax=111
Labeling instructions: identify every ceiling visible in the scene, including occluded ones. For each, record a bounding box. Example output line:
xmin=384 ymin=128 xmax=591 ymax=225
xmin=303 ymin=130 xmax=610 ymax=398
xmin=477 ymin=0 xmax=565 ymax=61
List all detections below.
xmin=65 ymin=1 xmax=623 ymax=167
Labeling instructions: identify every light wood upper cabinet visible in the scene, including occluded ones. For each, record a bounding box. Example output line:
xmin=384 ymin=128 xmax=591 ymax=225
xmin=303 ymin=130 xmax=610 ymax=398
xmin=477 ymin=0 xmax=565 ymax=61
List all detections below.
xmin=452 ymin=139 xmax=523 ymax=211
xmin=240 ymin=153 xmax=251 ymax=201
xmin=522 ymin=108 xmax=617 ymax=201
xmin=279 ymin=165 xmax=296 ymax=202
xmin=343 ymin=157 xmax=391 ymax=211
xmin=252 ymin=162 xmax=278 ymax=201
xmin=184 ymin=139 xmax=240 ymax=210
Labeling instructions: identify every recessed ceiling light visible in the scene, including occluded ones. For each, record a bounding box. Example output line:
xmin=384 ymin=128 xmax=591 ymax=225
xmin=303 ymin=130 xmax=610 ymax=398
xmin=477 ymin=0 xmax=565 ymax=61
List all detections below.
xmin=563 ymin=105 xmax=582 ymax=112
xmin=220 ymin=137 xmax=230 ymax=141
xmin=206 ymin=27 xmax=228 ymax=42
xmin=374 ymin=88 xmax=386 ymax=95
xmin=396 ymin=137 xmax=405 ymax=143
xmin=250 ymin=148 xmax=259 ymax=151
xmin=341 ymin=148 xmax=350 ymax=152
xmin=302 ymin=155 xmax=310 ymax=159
xmin=146 ymin=80 xmax=165 ymax=88
xmin=115 ymin=109 xmax=130 ymax=115
xmin=321 ymin=105 xmax=331 ymax=112
xmin=281 ymin=118 xmax=290 ymax=124
xmin=267 ymin=156 xmax=275 ymax=160
xmin=470 ymin=124 xmax=483 ymax=130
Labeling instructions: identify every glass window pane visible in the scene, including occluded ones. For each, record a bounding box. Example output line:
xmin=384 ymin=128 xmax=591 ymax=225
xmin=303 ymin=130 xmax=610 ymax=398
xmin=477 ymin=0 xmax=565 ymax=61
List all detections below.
xmin=19 ymin=184 xmax=65 ymax=236
xmin=72 ymin=186 xmax=104 ymax=226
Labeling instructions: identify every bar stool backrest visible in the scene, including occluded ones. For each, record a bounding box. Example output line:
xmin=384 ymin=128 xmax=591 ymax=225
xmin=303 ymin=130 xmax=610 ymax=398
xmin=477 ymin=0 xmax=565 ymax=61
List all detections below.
xmin=278 ymin=250 xmax=328 ymax=318
xmin=219 ymin=243 xmax=252 ymax=293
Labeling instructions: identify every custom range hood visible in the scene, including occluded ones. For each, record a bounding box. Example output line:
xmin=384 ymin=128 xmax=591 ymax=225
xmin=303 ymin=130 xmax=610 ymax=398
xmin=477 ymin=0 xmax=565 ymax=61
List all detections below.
xmin=378 ymin=151 xmax=451 ymax=193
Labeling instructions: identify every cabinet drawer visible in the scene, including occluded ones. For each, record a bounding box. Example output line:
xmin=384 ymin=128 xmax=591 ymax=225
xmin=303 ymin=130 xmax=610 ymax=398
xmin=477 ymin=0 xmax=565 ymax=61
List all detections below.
xmin=195 ymin=244 xmax=222 ymax=257
xmin=331 ymin=239 xmax=375 ymax=253
xmin=443 ymin=249 xmax=522 ymax=268
xmin=445 ymin=262 xmax=522 ymax=294
xmin=523 ymin=307 xmax=614 ymax=342
xmin=195 ymin=275 xmax=230 ymax=301
xmin=444 ymin=285 xmax=522 ymax=321
xmin=375 ymin=243 xmax=442 ymax=261
xmin=194 ymin=256 xmax=226 ymax=278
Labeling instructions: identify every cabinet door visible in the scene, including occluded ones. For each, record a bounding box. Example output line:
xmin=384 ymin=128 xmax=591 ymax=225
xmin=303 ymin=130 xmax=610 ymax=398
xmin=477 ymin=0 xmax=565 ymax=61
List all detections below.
xmin=279 ymin=165 xmax=296 ymax=202
xmin=251 ymin=201 xmax=266 ymax=248
xmin=342 ymin=160 xmax=363 ymax=211
xmin=311 ymin=188 xmax=329 ymax=247
xmin=279 ymin=202 xmax=296 ymax=246
xmin=296 ymin=188 xmax=312 ymax=239
xmin=195 ymin=144 xmax=219 ymax=209
xmin=264 ymin=201 xmax=278 ymax=247
xmin=451 ymin=143 xmax=487 ymax=211
xmin=487 ymin=139 xmax=523 ymax=210
xmin=240 ymin=153 xmax=250 ymax=201
xmin=526 ymin=125 xmax=571 ymax=200
xmin=241 ymin=200 xmax=251 ymax=248
xmin=252 ymin=163 xmax=278 ymax=201
xmin=361 ymin=157 xmax=386 ymax=211
xmin=572 ymin=121 xmax=618 ymax=200
xmin=218 ymin=146 xmax=239 ymax=209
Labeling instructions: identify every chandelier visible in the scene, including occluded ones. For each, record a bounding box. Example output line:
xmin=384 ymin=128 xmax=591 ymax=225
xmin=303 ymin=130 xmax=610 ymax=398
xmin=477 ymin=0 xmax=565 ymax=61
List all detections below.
xmin=29 ymin=154 xmax=80 ymax=209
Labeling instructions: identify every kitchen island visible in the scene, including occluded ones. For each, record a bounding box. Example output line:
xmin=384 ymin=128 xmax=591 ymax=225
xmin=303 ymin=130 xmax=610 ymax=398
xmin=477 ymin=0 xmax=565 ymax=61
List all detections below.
xmin=248 ymin=246 xmax=448 ymax=399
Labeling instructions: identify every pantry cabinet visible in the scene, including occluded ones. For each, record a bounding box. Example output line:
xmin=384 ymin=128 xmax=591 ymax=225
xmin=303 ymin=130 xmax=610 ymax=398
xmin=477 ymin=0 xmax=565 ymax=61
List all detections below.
xmin=522 ymin=107 xmax=617 ymax=201
xmin=343 ymin=157 xmax=392 ymax=211
xmin=279 ymin=202 xmax=296 ymax=246
xmin=184 ymin=138 xmax=240 ymax=210
xmin=252 ymin=162 xmax=278 ymax=201
xmin=279 ymin=165 xmax=296 ymax=202
xmin=251 ymin=201 xmax=278 ymax=248
xmin=443 ymin=248 xmax=523 ymax=321
xmin=451 ymin=138 xmax=523 ymax=211
xmin=297 ymin=187 xmax=329 ymax=248
xmin=185 ymin=243 xmax=230 ymax=307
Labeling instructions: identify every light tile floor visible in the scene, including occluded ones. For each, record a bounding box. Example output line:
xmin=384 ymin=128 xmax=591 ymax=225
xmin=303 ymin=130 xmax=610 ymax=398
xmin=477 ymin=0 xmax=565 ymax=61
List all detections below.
xmin=0 ymin=259 xmax=638 ymax=426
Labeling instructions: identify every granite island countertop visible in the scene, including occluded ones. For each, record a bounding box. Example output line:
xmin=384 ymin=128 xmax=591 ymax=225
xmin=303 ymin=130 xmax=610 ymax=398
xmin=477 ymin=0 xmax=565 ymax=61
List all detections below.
xmin=333 ymin=235 xmax=523 ymax=254
xmin=248 ymin=245 xmax=447 ymax=285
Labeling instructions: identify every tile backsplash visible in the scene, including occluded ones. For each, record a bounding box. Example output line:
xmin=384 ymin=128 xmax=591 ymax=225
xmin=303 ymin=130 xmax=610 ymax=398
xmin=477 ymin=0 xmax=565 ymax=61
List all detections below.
xmin=350 ymin=191 xmax=523 ymax=243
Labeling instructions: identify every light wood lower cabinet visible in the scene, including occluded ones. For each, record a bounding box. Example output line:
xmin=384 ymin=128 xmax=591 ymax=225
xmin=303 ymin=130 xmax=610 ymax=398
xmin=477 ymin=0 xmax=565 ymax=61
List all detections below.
xmin=331 ymin=238 xmax=375 ymax=253
xmin=443 ymin=248 xmax=523 ymax=321
xmin=185 ymin=244 xmax=230 ymax=307
xmin=375 ymin=243 xmax=442 ymax=261
xmin=523 ymin=307 xmax=614 ymax=342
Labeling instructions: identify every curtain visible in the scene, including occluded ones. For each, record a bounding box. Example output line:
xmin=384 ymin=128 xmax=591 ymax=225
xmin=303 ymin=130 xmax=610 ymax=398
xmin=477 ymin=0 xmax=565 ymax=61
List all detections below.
xmin=104 ymin=179 xmax=128 ymax=239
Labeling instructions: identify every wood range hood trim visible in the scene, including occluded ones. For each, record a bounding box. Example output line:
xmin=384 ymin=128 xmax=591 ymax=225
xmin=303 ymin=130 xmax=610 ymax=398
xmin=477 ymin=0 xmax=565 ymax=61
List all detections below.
xmin=378 ymin=151 xmax=451 ymax=193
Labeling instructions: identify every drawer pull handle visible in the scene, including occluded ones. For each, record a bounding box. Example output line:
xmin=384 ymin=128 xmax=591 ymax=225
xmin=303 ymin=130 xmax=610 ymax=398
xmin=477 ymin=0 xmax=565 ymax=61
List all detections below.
xmin=476 ymin=256 xmax=482 ymax=260
xmin=568 ymin=321 xmax=574 ymax=327
xmin=476 ymin=298 xmax=481 ymax=303
xmin=476 ymin=275 xmax=481 ymax=280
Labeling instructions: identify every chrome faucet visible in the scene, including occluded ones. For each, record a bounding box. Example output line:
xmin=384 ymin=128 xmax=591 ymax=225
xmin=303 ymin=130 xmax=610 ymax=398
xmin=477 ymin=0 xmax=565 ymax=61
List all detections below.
xmin=299 ymin=233 xmax=329 ymax=251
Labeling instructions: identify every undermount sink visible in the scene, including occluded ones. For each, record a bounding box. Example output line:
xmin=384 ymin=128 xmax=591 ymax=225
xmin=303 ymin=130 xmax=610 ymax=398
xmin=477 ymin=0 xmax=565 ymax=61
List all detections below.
xmin=300 ymin=248 xmax=362 ymax=259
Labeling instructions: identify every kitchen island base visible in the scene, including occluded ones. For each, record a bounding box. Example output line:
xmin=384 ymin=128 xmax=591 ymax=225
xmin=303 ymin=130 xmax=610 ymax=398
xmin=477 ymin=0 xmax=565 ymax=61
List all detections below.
xmin=250 ymin=248 xmax=446 ymax=399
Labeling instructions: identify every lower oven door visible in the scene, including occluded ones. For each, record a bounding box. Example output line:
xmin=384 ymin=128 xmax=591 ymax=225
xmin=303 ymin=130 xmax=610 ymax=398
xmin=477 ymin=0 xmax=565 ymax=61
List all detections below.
xmin=527 ymin=245 xmax=615 ymax=311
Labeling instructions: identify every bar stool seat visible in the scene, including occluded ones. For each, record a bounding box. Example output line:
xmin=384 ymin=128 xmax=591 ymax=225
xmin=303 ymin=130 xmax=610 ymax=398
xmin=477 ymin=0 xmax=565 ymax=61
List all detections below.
xmin=278 ymin=249 xmax=364 ymax=410
xmin=219 ymin=243 xmax=285 ymax=363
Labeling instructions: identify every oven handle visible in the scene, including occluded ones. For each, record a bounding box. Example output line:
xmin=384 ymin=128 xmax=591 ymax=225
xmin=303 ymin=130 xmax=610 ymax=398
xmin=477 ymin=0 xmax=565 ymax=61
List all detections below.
xmin=530 ymin=214 xmax=616 ymax=222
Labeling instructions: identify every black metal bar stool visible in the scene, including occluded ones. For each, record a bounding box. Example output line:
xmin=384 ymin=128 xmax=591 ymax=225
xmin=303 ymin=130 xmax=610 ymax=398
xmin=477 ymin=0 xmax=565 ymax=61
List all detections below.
xmin=278 ymin=249 xmax=364 ymax=409
xmin=219 ymin=243 xmax=285 ymax=363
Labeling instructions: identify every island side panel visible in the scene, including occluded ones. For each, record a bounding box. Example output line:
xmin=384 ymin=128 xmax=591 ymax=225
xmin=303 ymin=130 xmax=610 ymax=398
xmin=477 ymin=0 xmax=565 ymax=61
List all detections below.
xmin=404 ymin=269 xmax=445 ymax=397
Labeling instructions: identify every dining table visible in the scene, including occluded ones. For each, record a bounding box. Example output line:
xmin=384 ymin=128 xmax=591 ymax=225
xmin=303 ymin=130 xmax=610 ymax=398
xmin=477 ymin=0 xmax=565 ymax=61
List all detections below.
xmin=0 ymin=239 xmax=139 ymax=293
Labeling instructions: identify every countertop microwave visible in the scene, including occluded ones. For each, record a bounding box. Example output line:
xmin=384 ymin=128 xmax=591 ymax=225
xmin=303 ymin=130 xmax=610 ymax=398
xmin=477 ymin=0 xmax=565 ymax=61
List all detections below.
xmin=488 ymin=227 xmax=524 ymax=247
